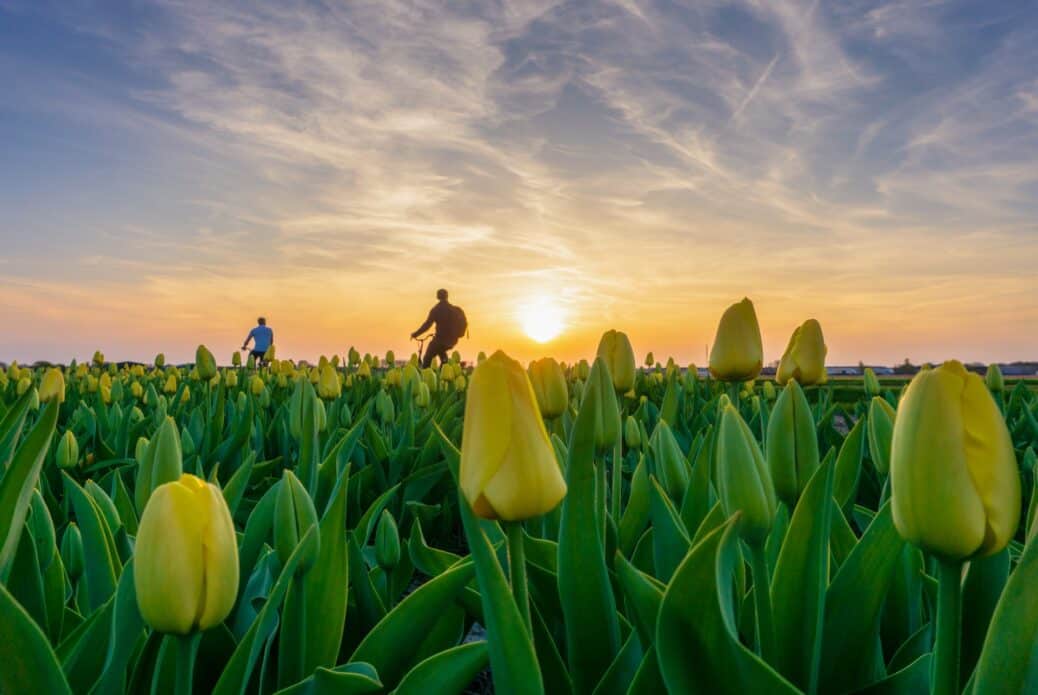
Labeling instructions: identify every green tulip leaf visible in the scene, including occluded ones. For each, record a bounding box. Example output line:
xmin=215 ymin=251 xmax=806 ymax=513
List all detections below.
xmin=274 ymin=662 xmax=382 ymax=695
xmin=393 ymin=641 xmax=489 ymax=695
xmin=0 ymin=581 xmax=72 ymax=695
xmin=656 ymin=519 xmax=799 ymax=694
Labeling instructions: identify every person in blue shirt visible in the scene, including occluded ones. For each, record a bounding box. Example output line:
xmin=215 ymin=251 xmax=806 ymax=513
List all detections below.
xmin=242 ymin=317 xmax=274 ymax=363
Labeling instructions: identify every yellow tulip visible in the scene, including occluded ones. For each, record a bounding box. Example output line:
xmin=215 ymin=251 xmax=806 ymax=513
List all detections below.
xmin=131 ymin=381 xmax=144 ymax=399
xmin=776 ymin=319 xmax=828 ymax=386
xmin=709 ymin=298 xmax=763 ymax=381
xmin=39 ymin=368 xmax=66 ymax=404
xmin=985 ymin=363 xmax=1004 ymax=392
xmin=195 ymin=345 xmax=217 ymax=381
xmin=528 ymin=357 xmax=569 ymax=419
xmin=264 ymin=344 xmax=276 ymax=361
xmin=250 ymin=376 xmax=265 ymax=396
xmin=155 ymin=353 xmax=165 ymax=368
xmin=317 ymin=364 xmax=341 ymax=399
xmin=163 ymin=376 xmax=177 ymax=395
xmin=56 ymin=430 xmax=79 ymax=469
xmin=92 ymin=350 xmax=105 ymax=366
xmin=596 ymin=330 xmax=636 ymax=392
xmin=356 ymin=361 xmax=372 ymax=379
xmin=415 ymin=381 xmax=431 ymax=407
xmin=134 ymin=474 xmax=239 ymax=634
xmin=890 ymin=360 xmax=1020 ymax=560
xmin=460 ymin=351 xmax=567 ymax=521
xmin=224 ymin=371 xmax=238 ymax=388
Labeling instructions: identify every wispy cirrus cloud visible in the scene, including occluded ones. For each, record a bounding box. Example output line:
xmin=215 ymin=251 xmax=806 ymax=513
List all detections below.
xmin=0 ymin=0 xmax=1036 ymax=364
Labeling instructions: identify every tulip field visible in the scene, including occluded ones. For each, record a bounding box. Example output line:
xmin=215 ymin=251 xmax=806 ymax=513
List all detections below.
xmin=2 ymin=300 xmax=1038 ymax=694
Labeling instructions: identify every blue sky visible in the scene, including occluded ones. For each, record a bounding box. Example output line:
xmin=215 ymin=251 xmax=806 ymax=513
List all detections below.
xmin=1 ymin=0 xmax=1037 ymax=365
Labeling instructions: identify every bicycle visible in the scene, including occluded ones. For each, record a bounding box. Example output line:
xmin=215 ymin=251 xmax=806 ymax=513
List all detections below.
xmin=412 ymin=334 xmax=435 ymax=365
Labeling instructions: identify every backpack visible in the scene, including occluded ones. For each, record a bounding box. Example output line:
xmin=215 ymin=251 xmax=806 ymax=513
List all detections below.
xmin=443 ymin=305 xmax=468 ymax=342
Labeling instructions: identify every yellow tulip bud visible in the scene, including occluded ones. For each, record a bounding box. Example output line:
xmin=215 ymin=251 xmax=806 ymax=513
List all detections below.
xmin=776 ymin=319 xmax=828 ymax=386
xmin=584 ymin=357 xmax=621 ymax=453
xmin=453 ymin=375 xmax=467 ymax=392
xmin=890 ymin=360 xmax=1020 ymax=560
xmin=56 ymin=430 xmax=79 ymax=469
xmin=224 ymin=371 xmax=238 ymax=388
xmin=356 ymin=361 xmax=371 ymax=379
xmin=596 ymin=330 xmax=636 ymax=393
xmin=716 ymin=403 xmax=777 ymax=545
xmin=134 ymin=474 xmax=239 ymax=634
xmin=318 ymin=364 xmax=341 ymax=399
xmin=85 ymin=374 xmax=99 ymax=393
xmin=709 ymin=298 xmax=763 ymax=382
xmin=528 ymin=357 xmax=568 ymax=419
xmin=415 ymin=381 xmax=431 ymax=407
xmin=645 ymin=352 xmax=655 ymax=367
xmin=16 ymin=376 xmax=31 ymax=396
xmin=624 ymin=415 xmax=642 ymax=449
xmin=460 ymin=351 xmax=567 ymax=521
xmin=264 ymin=345 xmax=276 ymax=361
xmin=92 ymin=350 xmax=105 ymax=366
xmin=385 ymin=350 xmax=396 ymax=367
xmin=155 ymin=353 xmax=165 ymax=368
xmin=39 ymin=368 xmax=66 ymax=404
xmin=195 ymin=345 xmax=217 ymax=381
xmin=250 ymin=376 xmax=265 ymax=396
xmin=402 ymin=363 xmax=420 ymax=392
xmin=232 ymin=351 xmax=242 ymax=367
xmin=163 ymin=375 xmax=177 ymax=394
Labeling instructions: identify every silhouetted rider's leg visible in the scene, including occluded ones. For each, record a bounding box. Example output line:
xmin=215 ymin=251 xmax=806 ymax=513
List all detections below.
xmin=422 ymin=338 xmax=450 ymax=369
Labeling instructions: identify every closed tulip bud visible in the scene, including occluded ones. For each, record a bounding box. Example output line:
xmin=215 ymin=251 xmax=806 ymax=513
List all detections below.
xmin=163 ymin=375 xmax=177 ymax=394
xmin=307 ymin=367 xmax=320 ymax=385
xmin=460 ymin=351 xmax=567 ymax=521
xmin=135 ymin=474 xmax=239 ymax=634
xmin=766 ymin=380 xmax=819 ymax=506
xmin=528 ymin=357 xmax=569 ymax=419
xmin=595 ymin=330 xmax=637 ymax=393
xmin=577 ymin=359 xmax=590 ymax=381
xmin=891 ymin=360 xmax=1020 ymax=559
xmin=274 ymin=469 xmax=320 ymax=572
xmin=250 ymin=375 xmax=265 ymax=396
xmin=181 ymin=427 xmax=195 ymax=458
xmin=348 ymin=347 xmax=360 ymax=366
xmin=224 ymin=371 xmax=238 ymax=388
xmin=985 ymin=363 xmax=1004 ymax=392
xmin=624 ymin=415 xmax=642 ymax=449
xmin=863 ymin=367 xmax=881 ymax=398
xmin=180 ymin=386 xmax=191 ymax=403
xmin=422 ymin=368 xmax=438 ymax=392
xmin=402 ymin=363 xmax=420 ymax=392
xmin=61 ymin=523 xmax=84 ymax=580
xmin=709 ymin=298 xmax=763 ymax=382
xmin=155 ymin=353 xmax=165 ymax=368
xmin=375 ymin=389 xmax=395 ymax=424
xmin=645 ymin=352 xmax=655 ymax=367
xmin=261 ymin=344 xmax=276 ymax=361
xmin=776 ymin=319 xmax=828 ymax=386
xmin=85 ymin=374 xmax=99 ymax=393
xmin=477 ymin=351 xmax=487 ymax=364
xmin=762 ymin=380 xmax=776 ymax=401
xmin=385 ymin=350 xmax=395 ymax=367
xmin=318 ymin=364 xmax=341 ymax=400
xmin=16 ymin=376 xmax=31 ymax=396
xmin=56 ymin=430 xmax=79 ymax=469
xmin=716 ymin=403 xmax=777 ymax=545
xmin=92 ymin=350 xmax=105 ymax=366
xmin=194 ymin=345 xmax=217 ymax=381
xmin=867 ymin=397 xmax=896 ymax=476
xmin=384 ymin=368 xmax=401 ymax=387
xmin=584 ymin=357 xmax=621 ymax=453
xmin=414 ymin=381 xmax=431 ymax=407
xmin=649 ymin=421 xmax=690 ymax=501
xmin=375 ymin=509 xmax=401 ymax=570
xmin=231 ymin=351 xmax=242 ymax=367
xmin=39 ymin=368 xmax=66 ymax=404
xmin=453 ymin=375 xmax=467 ymax=392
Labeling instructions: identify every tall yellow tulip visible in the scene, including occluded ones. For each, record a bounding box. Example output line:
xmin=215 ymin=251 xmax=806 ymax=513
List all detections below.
xmin=528 ymin=357 xmax=569 ymax=419
xmin=776 ymin=319 xmax=828 ymax=386
xmin=460 ymin=351 xmax=566 ymax=521
xmin=134 ymin=474 xmax=239 ymax=634
xmin=890 ymin=360 xmax=1020 ymax=560
xmin=195 ymin=345 xmax=217 ymax=381
xmin=596 ymin=330 xmax=636 ymax=393
xmin=709 ymin=298 xmax=763 ymax=382
xmin=39 ymin=367 xmax=66 ymax=404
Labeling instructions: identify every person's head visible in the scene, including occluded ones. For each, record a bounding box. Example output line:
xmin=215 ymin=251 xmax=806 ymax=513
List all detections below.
xmin=436 ymin=289 xmax=448 ymax=301
xmin=257 ymin=317 xmax=266 ymax=326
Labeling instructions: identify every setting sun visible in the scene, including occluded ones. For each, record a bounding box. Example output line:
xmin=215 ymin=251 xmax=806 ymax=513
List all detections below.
xmin=518 ymin=297 xmax=566 ymax=343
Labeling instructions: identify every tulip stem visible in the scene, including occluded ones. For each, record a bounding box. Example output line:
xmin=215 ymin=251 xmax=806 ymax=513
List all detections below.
xmin=175 ymin=632 xmax=201 ymax=695
xmin=505 ymin=521 xmax=532 ymax=637
xmin=933 ymin=559 xmax=963 ymax=695
xmin=748 ymin=542 xmax=775 ymax=665
xmin=727 ymin=381 xmax=741 ymax=407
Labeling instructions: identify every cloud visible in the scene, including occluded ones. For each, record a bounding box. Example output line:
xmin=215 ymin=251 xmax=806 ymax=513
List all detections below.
xmin=1 ymin=0 xmax=1036 ymax=364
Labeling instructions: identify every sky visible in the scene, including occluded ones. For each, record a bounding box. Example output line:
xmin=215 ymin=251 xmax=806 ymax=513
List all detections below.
xmin=1 ymin=0 xmax=1037 ymax=367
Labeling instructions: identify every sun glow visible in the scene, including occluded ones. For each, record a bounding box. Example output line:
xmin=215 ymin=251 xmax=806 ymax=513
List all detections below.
xmin=518 ymin=297 xmax=566 ymax=343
